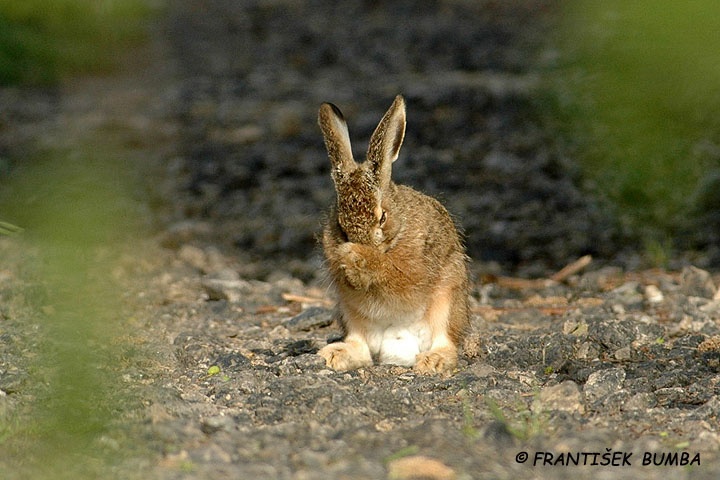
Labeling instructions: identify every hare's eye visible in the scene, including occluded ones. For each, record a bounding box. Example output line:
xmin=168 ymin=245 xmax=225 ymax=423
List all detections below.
xmin=379 ymin=210 xmax=387 ymax=227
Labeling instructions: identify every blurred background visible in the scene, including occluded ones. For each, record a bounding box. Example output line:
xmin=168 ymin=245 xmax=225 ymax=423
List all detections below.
xmin=3 ymin=0 xmax=720 ymax=279
xmin=1 ymin=0 xmax=720 ymax=476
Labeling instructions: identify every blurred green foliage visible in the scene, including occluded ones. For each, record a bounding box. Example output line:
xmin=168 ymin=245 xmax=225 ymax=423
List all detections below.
xmin=555 ymin=1 xmax=720 ymax=256
xmin=0 ymin=0 xmax=154 ymax=85
xmin=0 ymin=220 xmax=23 ymax=235
xmin=0 ymin=147 xmax=148 ymax=479
xmin=0 ymin=3 xmax=154 ymax=478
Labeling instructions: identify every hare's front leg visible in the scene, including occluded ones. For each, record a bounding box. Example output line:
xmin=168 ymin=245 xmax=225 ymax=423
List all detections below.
xmin=415 ymin=343 xmax=458 ymax=374
xmin=414 ymin=283 xmax=464 ymax=374
xmin=337 ymin=242 xmax=380 ymax=291
xmin=318 ymin=331 xmax=373 ymax=371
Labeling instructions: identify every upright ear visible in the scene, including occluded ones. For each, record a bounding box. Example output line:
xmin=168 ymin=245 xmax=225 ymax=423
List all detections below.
xmin=318 ymin=102 xmax=356 ymax=178
xmin=367 ymin=95 xmax=406 ymax=190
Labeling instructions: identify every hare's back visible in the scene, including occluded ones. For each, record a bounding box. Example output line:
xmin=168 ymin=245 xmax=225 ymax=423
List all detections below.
xmin=394 ymin=184 xmax=460 ymax=239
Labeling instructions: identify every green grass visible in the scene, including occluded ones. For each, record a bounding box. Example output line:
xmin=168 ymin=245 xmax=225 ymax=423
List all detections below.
xmin=485 ymin=396 xmax=546 ymax=442
xmin=0 ymin=0 xmax=155 ymax=85
xmin=0 ymin=221 xmax=23 ymax=235
xmin=549 ymin=1 xmax=720 ymax=258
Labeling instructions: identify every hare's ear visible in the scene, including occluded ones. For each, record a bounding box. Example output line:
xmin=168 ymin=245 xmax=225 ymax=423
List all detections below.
xmin=367 ymin=95 xmax=406 ymax=190
xmin=318 ymin=102 xmax=355 ymax=177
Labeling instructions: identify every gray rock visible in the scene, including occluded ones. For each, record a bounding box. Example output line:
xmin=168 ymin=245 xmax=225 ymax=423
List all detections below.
xmin=584 ymin=368 xmax=626 ymax=404
xmin=201 ymin=415 xmax=235 ymax=434
xmin=680 ymin=266 xmax=717 ymax=299
xmin=201 ymin=272 xmax=252 ymax=302
xmin=606 ymin=281 xmax=644 ymax=310
xmin=533 ymin=380 xmax=585 ymax=414
xmin=624 ymin=392 xmax=658 ymax=411
xmin=284 ymin=307 xmax=334 ymax=332
xmin=654 ymin=387 xmax=688 ymax=407
xmin=613 ymin=346 xmax=632 ymax=361
xmin=276 ymin=354 xmax=327 ymax=375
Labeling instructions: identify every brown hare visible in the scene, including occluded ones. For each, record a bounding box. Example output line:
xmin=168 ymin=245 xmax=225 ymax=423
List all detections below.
xmin=317 ymin=95 xmax=470 ymax=374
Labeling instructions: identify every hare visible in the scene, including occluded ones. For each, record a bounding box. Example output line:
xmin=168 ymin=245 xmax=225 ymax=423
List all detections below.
xmin=317 ymin=95 xmax=470 ymax=374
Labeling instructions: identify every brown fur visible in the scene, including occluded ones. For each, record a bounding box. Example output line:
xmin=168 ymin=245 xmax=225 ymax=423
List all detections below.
xmin=317 ymin=95 xmax=470 ymax=374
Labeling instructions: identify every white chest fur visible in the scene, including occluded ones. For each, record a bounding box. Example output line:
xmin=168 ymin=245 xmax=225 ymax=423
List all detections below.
xmin=359 ymin=300 xmax=432 ymax=366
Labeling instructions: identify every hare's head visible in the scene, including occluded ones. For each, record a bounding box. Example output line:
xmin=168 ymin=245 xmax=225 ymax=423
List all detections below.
xmin=318 ymin=95 xmax=406 ymax=246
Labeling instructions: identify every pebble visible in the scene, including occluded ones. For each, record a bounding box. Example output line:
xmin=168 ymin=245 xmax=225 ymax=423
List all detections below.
xmin=607 ymin=281 xmax=644 ymax=310
xmin=276 ymin=354 xmax=326 ymax=375
xmin=644 ymin=284 xmax=664 ymax=304
xmin=284 ymin=307 xmax=334 ymax=331
xmin=533 ymin=380 xmax=585 ymax=414
xmin=200 ymin=415 xmax=235 ymax=434
xmin=584 ymin=368 xmax=626 ymax=404
xmin=680 ymin=266 xmax=717 ymax=299
xmin=387 ymin=456 xmax=456 ymax=480
xmin=623 ymin=392 xmax=657 ymax=411
xmin=613 ymin=346 xmax=632 ymax=361
xmin=201 ymin=270 xmax=253 ymax=302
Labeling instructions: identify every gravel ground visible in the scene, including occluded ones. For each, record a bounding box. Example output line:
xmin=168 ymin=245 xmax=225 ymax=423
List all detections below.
xmin=2 ymin=1 xmax=720 ymax=479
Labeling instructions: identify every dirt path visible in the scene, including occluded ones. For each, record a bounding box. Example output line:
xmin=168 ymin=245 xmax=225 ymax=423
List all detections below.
xmin=2 ymin=2 xmax=720 ymax=479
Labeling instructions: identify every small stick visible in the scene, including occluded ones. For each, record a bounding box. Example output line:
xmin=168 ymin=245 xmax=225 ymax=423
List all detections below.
xmin=483 ymin=255 xmax=592 ymax=290
xmin=550 ymin=255 xmax=592 ymax=283
xmin=281 ymin=293 xmax=334 ymax=306
xmin=492 ymin=277 xmax=556 ymax=290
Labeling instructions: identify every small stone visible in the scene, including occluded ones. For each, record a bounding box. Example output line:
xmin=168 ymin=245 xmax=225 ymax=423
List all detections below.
xmin=578 ymin=266 xmax=623 ymax=291
xmin=200 ymin=415 xmax=235 ymax=434
xmin=213 ymin=352 xmax=251 ymax=371
xmin=680 ymin=266 xmax=717 ymax=299
xmin=201 ymin=272 xmax=252 ymax=302
xmin=614 ymin=346 xmax=632 ymax=361
xmin=644 ymin=284 xmax=664 ymax=304
xmin=534 ymin=380 xmax=585 ymax=414
xmin=654 ymin=387 xmax=686 ymax=406
xmin=387 ymin=455 xmax=456 ymax=480
xmin=576 ymin=341 xmax=600 ymax=361
xmin=584 ymin=368 xmax=626 ymax=403
xmin=624 ymin=392 xmax=657 ymax=411
xmin=277 ymin=353 xmax=326 ymax=375
xmin=607 ymin=282 xmax=644 ymax=310
xmin=563 ymin=319 xmax=588 ymax=336
xmin=375 ymin=419 xmax=395 ymax=432
xmin=699 ymin=300 xmax=720 ymax=313
xmin=284 ymin=307 xmax=334 ymax=331
xmin=690 ymin=395 xmax=720 ymax=419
